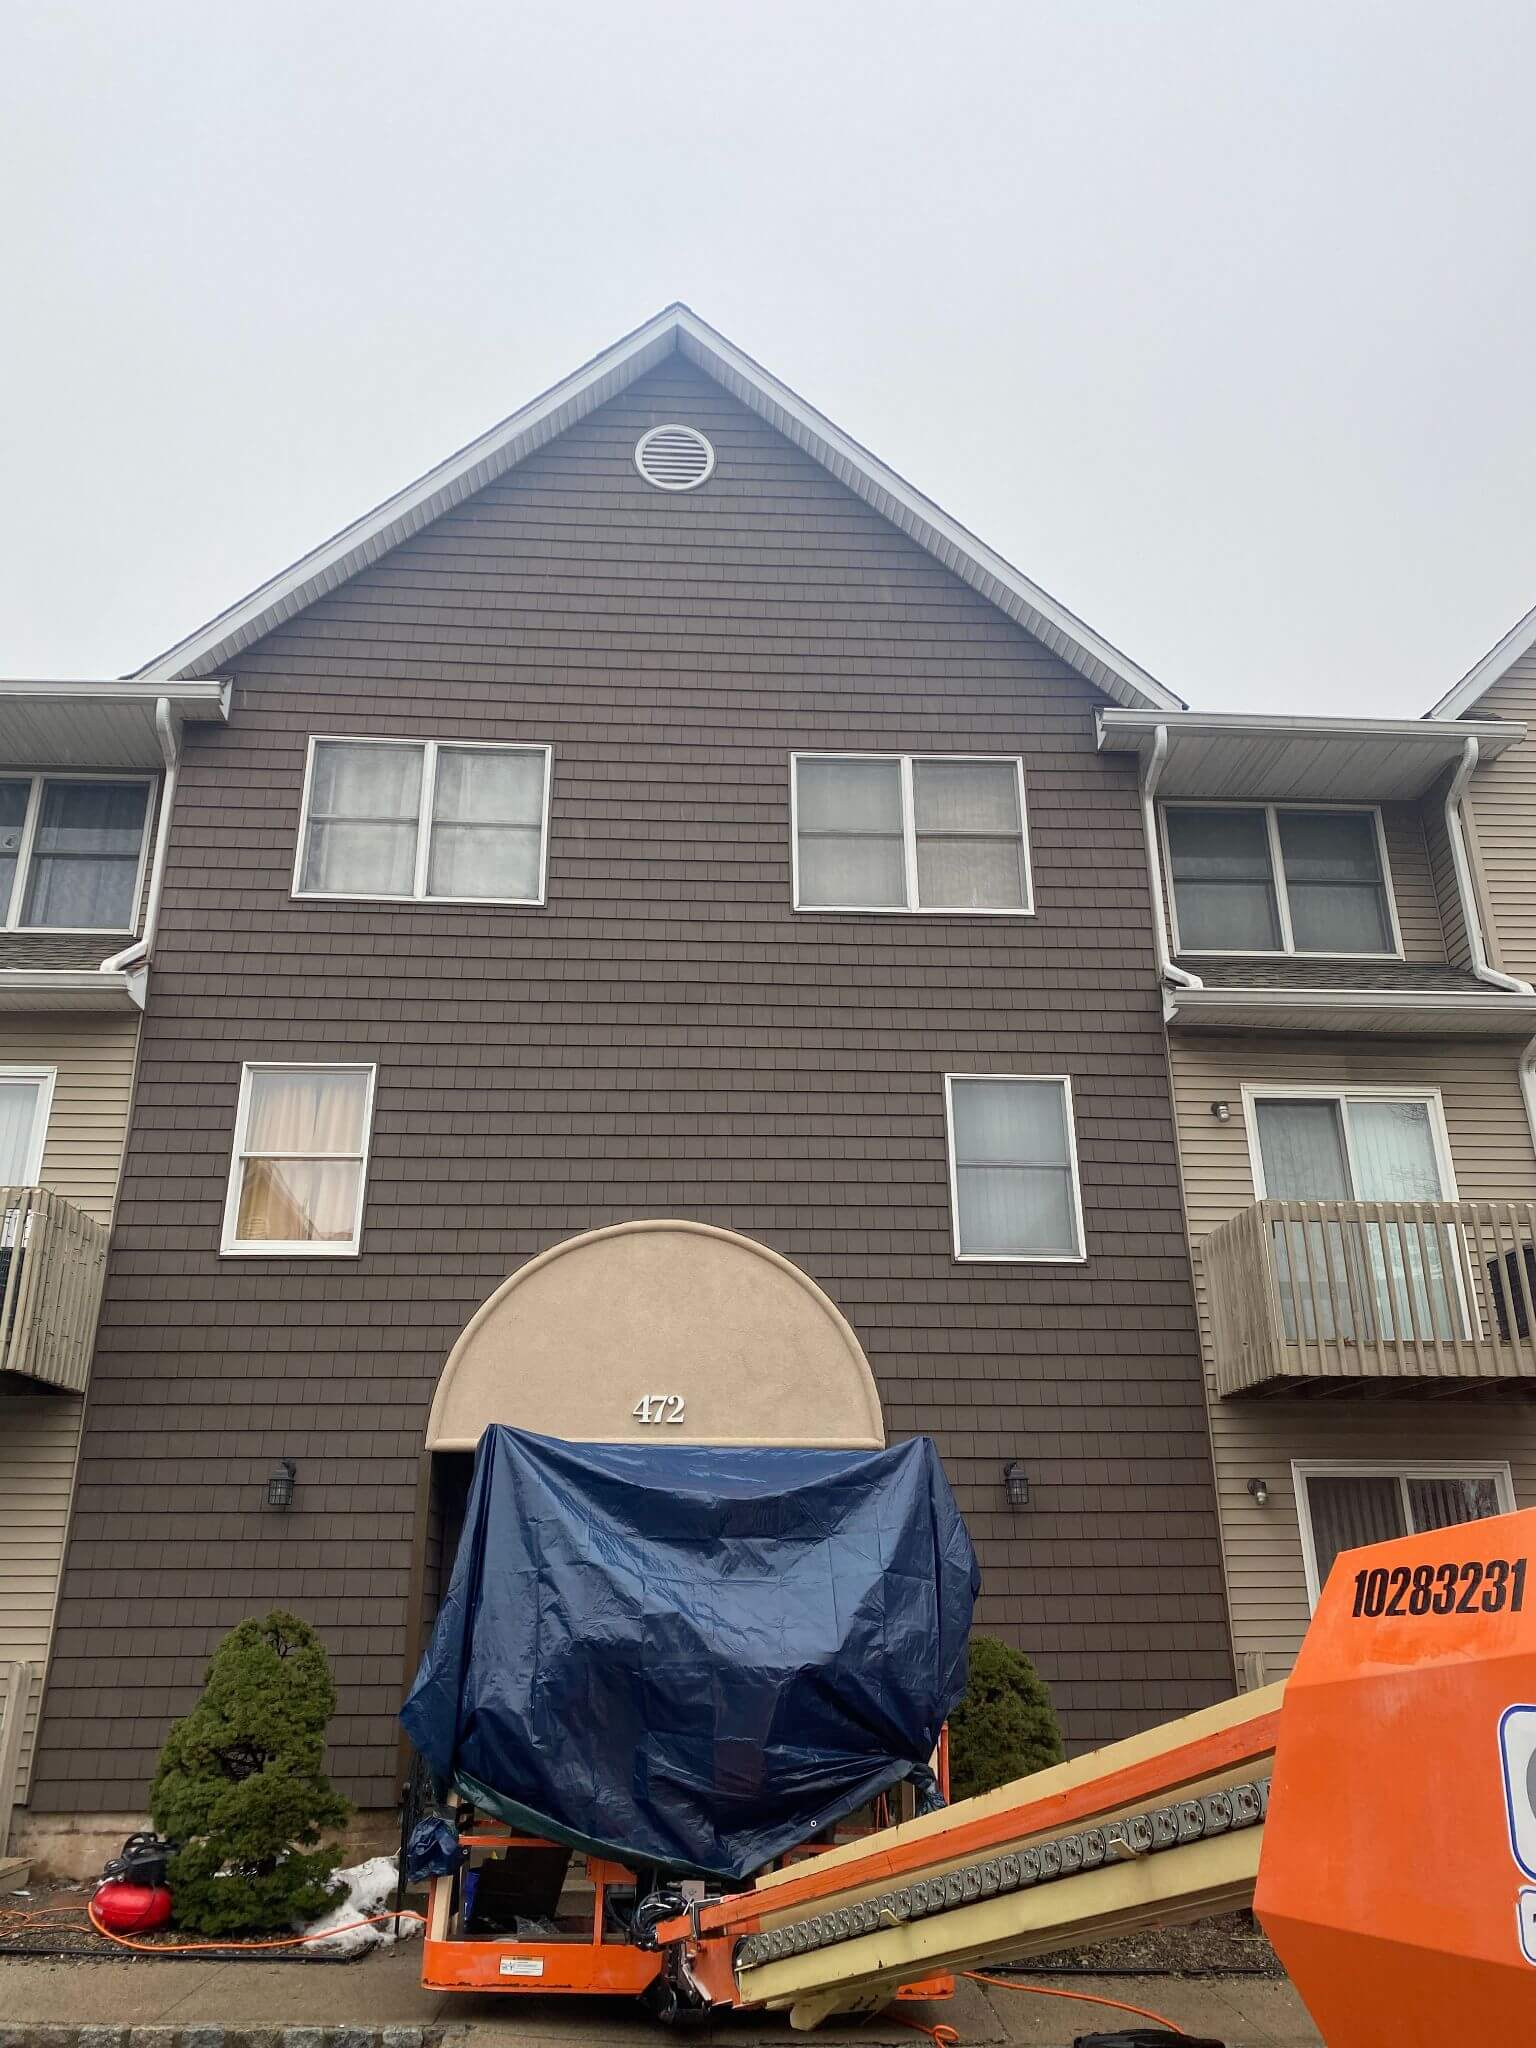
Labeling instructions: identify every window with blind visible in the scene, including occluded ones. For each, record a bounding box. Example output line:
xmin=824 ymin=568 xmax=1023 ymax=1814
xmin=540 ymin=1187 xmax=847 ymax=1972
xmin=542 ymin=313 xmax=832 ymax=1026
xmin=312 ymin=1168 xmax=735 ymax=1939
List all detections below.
xmin=221 ymin=1064 xmax=377 ymax=1255
xmin=944 ymin=1074 xmax=1084 ymax=1260
xmin=1294 ymin=1463 xmax=1513 ymax=1607
xmin=1163 ymin=804 xmax=1397 ymax=956
xmin=294 ymin=739 xmax=551 ymax=904
xmin=792 ymin=755 xmax=1031 ymax=913
xmin=0 ymin=776 xmax=152 ymax=931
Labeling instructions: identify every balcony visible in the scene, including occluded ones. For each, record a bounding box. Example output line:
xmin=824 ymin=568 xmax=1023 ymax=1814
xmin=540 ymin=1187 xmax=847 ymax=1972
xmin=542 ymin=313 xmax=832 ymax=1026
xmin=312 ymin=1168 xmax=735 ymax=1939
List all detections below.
xmin=0 ymin=1188 xmax=109 ymax=1393
xmin=1205 ymin=1198 xmax=1536 ymax=1396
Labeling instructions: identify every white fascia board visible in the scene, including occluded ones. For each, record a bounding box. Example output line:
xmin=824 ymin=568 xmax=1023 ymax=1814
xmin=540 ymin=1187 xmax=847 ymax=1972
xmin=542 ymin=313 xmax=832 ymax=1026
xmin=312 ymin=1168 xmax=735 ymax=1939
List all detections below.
xmin=1168 ymin=986 xmax=1536 ymax=1022
xmin=0 ymin=970 xmax=139 ymax=1011
xmin=130 ymin=304 xmax=1182 ymax=713
xmin=1097 ymin=708 xmax=1526 ymax=753
xmin=0 ymin=678 xmax=230 ymax=719
xmin=1429 ymin=598 xmax=1536 ymax=721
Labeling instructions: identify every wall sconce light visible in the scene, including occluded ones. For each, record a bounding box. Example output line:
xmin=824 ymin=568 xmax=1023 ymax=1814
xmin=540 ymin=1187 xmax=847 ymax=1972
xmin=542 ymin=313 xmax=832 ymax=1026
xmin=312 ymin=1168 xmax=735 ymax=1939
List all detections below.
xmin=1247 ymin=1477 xmax=1269 ymax=1507
xmin=266 ymin=1459 xmax=297 ymax=1510
xmin=1003 ymin=1461 xmax=1031 ymax=1509
xmin=1211 ymin=1101 xmax=1232 ymax=1123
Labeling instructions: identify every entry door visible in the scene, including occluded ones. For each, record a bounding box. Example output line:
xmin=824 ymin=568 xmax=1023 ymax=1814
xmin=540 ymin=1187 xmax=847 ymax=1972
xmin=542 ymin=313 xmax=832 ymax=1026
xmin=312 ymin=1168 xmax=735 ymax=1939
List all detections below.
xmin=1253 ymin=1094 xmax=1459 ymax=1342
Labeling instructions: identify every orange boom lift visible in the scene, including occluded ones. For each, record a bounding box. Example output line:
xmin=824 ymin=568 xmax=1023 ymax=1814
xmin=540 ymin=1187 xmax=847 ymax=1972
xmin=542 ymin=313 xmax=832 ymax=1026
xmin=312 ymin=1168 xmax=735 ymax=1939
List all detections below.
xmin=421 ymin=1506 xmax=1536 ymax=2043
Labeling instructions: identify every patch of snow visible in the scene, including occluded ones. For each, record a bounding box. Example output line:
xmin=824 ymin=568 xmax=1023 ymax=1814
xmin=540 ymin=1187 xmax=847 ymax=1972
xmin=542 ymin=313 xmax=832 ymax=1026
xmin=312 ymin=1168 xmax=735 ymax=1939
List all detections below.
xmin=298 ymin=1855 xmax=421 ymax=1957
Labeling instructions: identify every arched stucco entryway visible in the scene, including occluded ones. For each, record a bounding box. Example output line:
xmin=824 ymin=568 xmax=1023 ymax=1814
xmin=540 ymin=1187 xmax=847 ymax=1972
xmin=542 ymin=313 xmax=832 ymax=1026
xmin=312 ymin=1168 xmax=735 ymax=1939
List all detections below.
xmin=425 ymin=1219 xmax=884 ymax=1451
xmin=405 ymin=1223 xmax=885 ymax=1699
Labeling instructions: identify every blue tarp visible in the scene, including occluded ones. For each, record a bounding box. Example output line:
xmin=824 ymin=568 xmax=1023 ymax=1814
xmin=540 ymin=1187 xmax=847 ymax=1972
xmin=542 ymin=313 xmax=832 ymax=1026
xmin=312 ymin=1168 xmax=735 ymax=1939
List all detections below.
xmin=400 ymin=1426 xmax=980 ymax=1883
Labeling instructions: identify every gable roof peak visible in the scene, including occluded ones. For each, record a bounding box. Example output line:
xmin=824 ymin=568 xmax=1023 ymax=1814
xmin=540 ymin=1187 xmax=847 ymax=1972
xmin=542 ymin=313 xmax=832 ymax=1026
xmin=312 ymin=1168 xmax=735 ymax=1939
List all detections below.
xmin=1429 ymin=595 xmax=1536 ymax=721
xmin=131 ymin=304 xmax=1182 ymax=713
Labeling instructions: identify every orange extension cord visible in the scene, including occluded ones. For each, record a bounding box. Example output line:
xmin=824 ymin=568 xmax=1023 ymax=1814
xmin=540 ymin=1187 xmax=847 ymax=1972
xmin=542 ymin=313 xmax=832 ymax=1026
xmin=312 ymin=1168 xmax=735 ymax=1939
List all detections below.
xmin=83 ymin=1899 xmax=426 ymax=1951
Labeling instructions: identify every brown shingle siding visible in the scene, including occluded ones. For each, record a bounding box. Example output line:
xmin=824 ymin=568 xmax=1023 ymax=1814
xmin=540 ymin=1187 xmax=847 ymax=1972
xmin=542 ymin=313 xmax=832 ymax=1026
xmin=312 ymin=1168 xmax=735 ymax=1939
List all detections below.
xmin=32 ymin=357 xmax=1229 ymax=1814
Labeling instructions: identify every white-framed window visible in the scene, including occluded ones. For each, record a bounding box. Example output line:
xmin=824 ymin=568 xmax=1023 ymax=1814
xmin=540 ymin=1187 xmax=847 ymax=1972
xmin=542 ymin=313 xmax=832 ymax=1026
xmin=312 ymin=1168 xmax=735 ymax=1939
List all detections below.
xmin=221 ymin=1063 xmax=377 ymax=1257
xmin=293 ymin=738 xmax=552 ymax=905
xmin=0 ymin=775 xmax=153 ymax=932
xmin=1243 ymin=1083 xmax=1465 ymax=1343
xmin=791 ymin=753 xmax=1032 ymax=914
xmin=1161 ymin=802 xmax=1400 ymax=957
xmin=944 ymin=1074 xmax=1086 ymax=1262
xmin=0 ymin=1067 xmax=55 ymax=1187
xmin=1293 ymin=1460 xmax=1516 ymax=1608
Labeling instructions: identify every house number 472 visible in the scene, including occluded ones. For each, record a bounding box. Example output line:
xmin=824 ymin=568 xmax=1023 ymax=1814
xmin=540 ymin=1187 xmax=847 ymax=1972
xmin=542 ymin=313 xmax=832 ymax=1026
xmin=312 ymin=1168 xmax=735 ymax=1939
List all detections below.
xmin=633 ymin=1394 xmax=686 ymax=1425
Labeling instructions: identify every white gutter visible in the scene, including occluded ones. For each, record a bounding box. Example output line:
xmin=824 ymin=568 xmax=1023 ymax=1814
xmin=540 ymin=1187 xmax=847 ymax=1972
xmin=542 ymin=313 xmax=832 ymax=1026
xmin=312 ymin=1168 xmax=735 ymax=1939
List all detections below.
xmin=1140 ymin=726 xmax=1201 ymax=995
xmin=1444 ymin=736 xmax=1534 ymax=994
xmin=100 ymin=697 xmax=179 ymax=981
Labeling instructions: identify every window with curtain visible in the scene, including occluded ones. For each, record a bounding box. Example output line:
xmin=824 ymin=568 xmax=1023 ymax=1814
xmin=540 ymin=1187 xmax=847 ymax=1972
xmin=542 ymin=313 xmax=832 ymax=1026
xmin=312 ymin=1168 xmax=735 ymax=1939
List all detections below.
xmin=793 ymin=755 xmax=1030 ymax=912
xmin=296 ymin=739 xmax=550 ymax=903
xmin=1253 ymin=1092 xmax=1461 ymax=1343
xmin=1164 ymin=804 xmax=1394 ymax=955
xmin=0 ymin=776 xmax=152 ymax=931
xmin=222 ymin=1065 xmax=376 ymax=1254
xmin=946 ymin=1075 xmax=1083 ymax=1259
xmin=1297 ymin=1465 xmax=1509 ymax=1604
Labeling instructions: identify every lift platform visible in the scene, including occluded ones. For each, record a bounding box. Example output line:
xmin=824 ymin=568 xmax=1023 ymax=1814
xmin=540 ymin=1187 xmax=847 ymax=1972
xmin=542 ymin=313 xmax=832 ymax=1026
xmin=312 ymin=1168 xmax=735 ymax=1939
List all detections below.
xmin=422 ymin=1504 xmax=1536 ymax=2042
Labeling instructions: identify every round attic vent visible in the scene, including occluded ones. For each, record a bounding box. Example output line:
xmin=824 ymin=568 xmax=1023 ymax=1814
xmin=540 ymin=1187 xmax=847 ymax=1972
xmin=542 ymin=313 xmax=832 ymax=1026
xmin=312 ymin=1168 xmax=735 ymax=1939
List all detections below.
xmin=635 ymin=424 xmax=715 ymax=492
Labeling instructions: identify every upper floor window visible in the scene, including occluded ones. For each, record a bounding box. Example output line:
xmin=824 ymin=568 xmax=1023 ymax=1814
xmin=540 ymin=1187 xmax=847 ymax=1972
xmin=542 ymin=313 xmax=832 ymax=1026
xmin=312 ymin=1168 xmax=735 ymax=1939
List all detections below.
xmin=944 ymin=1074 xmax=1085 ymax=1261
xmin=1163 ymin=804 xmax=1397 ymax=957
xmin=0 ymin=776 xmax=152 ymax=932
xmin=294 ymin=739 xmax=551 ymax=905
xmin=792 ymin=754 xmax=1031 ymax=914
xmin=222 ymin=1063 xmax=376 ymax=1256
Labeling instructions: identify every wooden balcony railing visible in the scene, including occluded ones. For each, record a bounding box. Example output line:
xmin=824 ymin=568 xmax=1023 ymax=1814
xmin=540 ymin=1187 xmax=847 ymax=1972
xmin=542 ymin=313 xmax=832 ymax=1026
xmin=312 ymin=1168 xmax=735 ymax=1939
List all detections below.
xmin=0 ymin=1187 xmax=108 ymax=1393
xmin=1205 ymin=1198 xmax=1536 ymax=1395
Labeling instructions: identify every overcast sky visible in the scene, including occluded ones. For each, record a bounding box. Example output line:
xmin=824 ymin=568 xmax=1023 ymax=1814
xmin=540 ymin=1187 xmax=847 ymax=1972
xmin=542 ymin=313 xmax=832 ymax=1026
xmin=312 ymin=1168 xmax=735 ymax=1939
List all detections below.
xmin=4 ymin=2 xmax=1534 ymax=714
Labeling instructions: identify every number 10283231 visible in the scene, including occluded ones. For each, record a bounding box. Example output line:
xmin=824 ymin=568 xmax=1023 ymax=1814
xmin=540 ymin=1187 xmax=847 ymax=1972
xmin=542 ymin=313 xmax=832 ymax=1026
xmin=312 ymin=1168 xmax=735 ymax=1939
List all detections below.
xmin=1351 ymin=1555 xmax=1526 ymax=1619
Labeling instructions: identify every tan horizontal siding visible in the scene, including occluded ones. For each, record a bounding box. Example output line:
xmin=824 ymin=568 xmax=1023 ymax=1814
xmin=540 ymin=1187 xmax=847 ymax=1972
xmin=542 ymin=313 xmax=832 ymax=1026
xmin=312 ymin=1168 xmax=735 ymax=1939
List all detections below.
xmin=0 ymin=1013 xmax=137 ymax=1800
xmin=1419 ymin=794 xmax=1471 ymax=969
xmin=0 ymin=1395 xmax=85 ymax=1800
xmin=1172 ymin=1031 xmax=1536 ymax=1681
xmin=1463 ymin=653 xmax=1536 ymax=985
xmin=0 ymin=1015 xmax=140 ymax=1226
xmin=1378 ymin=802 xmax=1446 ymax=962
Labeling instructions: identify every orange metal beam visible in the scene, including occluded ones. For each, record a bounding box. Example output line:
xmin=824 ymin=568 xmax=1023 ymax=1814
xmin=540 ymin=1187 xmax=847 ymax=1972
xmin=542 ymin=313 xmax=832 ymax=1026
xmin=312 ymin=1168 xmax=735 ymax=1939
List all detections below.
xmin=656 ymin=1706 xmax=1281 ymax=1945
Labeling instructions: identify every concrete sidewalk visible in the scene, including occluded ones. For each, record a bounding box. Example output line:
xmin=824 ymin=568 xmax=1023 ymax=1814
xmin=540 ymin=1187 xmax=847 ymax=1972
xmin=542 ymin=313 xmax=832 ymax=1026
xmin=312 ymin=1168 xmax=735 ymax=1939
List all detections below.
xmin=0 ymin=1948 xmax=1323 ymax=2046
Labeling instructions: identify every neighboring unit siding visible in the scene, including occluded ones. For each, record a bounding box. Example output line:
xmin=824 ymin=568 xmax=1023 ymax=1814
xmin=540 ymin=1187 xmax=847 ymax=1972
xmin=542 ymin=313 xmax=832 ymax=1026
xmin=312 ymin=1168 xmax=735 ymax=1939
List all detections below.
xmin=1462 ymin=651 xmax=1536 ymax=984
xmin=1171 ymin=1029 xmax=1536 ymax=1680
xmin=1422 ymin=783 xmax=1473 ymax=972
xmin=0 ymin=1012 xmax=138 ymax=1799
xmin=33 ymin=356 xmax=1232 ymax=1815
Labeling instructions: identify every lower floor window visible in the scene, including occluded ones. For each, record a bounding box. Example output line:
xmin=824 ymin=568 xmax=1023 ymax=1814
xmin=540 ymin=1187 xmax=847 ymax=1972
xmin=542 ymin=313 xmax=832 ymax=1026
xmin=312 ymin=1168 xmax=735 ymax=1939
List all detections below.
xmin=1294 ymin=1461 xmax=1513 ymax=1605
xmin=944 ymin=1074 xmax=1085 ymax=1260
xmin=222 ymin=1063 xmax=376 ymax=1255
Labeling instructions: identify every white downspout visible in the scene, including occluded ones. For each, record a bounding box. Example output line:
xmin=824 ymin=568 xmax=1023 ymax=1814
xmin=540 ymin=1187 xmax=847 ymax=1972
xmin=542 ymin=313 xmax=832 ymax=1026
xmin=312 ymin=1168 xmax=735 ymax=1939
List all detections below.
xmin=99 ymin=697 xmax=179 ymax=990
xmin=1141 ymin=725 xmax=1201 ymax=1004
xmin=1444 ymin=735 xmax=1534 ymax=994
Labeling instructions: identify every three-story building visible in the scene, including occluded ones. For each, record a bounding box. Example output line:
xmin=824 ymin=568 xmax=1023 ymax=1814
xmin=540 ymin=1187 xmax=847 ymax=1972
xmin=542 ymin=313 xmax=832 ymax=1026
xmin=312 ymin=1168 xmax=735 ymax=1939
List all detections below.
xmin=20 ymin=308 xmax=1233 ymax=1868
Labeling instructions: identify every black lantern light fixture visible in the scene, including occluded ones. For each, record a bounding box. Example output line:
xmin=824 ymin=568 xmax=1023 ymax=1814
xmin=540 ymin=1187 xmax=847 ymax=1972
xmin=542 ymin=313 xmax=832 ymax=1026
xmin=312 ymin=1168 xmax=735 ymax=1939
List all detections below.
xmin=266 ymin=1458 xmax=297 ymax=1510
xmin=1247 ymin=1476 xmax=1270 ymax=1507
xmin=1003 ymin=1460 xmax=1031 ymax=1509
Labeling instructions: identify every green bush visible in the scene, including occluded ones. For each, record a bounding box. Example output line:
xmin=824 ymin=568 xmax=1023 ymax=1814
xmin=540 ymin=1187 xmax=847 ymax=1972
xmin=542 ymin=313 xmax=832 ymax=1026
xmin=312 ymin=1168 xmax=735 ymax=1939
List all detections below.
xmin=150 ymin=1609 xmax=350 ymax=1935
xmin=947 ymin=1635 xmax=1065 ymax=1802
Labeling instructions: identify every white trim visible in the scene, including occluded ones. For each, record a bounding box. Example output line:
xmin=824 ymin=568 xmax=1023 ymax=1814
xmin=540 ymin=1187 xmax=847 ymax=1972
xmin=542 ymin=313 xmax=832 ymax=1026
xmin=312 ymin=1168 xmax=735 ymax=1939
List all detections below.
xmin=1239 ymin=1082 xmax=1460 ymax=1202
xmin=0 ymin=772 xmax=156 ymax=935
xmin=1099 ymin=706 xmax=1526 ymax=754
xmin=128 ymin=305 xmax=1183 ymax=711
xmin=1291 ymin=1458 xmax=1517 ymax=1609
xmin=1168 ymin=987 xmax=1536 ymax=1022
xmin=1429 ymin=599 xmax=1536 ymax=721
xmin=1160 ymin=800 xmax=1403 ymax=961
xmin=291 ymin=737 xmax=553 ymax=907
xmin=220 ymin=1061 xmax=377 ymax=1258
xmin=942 ymin=1072 xmax=1087 ymax=1264
xmin=790 ymin=752 xmax=1034 ymax=916
xmin=633 ymin=423 xmax=716 ymax=492
xmin=0 ymin=678 xmax=230 ymax=715
xmin=0 ymin=1066 xmax=56 ymax=1185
